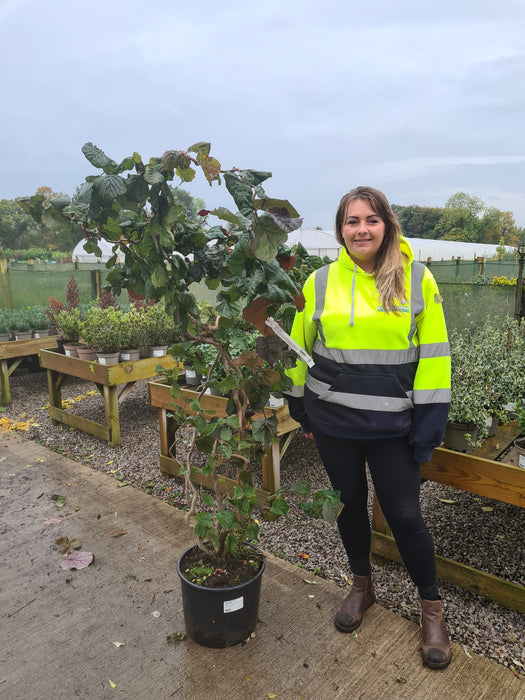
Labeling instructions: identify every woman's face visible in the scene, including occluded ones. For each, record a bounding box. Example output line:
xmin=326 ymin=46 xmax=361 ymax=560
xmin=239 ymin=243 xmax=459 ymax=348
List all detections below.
xmin=340 ymin=198 xmax=386 ymax=273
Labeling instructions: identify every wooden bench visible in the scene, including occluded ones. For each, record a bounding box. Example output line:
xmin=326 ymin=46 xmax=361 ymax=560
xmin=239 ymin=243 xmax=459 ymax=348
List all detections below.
xmin=148 ymin=378 xmax=299 ymax=509
xmin=371 ymin=422 xmax=525 ymax=612
xmin=0 ymin=337 xmax=57 ymax=406
xmin=39 ymin=349 xmax=178 ymax=447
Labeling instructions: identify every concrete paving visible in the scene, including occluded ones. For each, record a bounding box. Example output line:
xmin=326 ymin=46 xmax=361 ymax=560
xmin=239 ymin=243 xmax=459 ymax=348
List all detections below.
xmin=1 ymin=432 xmax=524 ymax=700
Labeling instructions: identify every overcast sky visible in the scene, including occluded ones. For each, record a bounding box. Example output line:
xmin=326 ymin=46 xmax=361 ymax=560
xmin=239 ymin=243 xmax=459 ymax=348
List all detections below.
xmin=1 ymin=0 xmax=525 ymax=229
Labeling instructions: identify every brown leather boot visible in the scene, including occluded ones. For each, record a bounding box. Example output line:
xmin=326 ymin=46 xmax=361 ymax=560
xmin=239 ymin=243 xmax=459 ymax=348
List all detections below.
xmin=420 ymin=599 xmax=452 ymax=669
xmin=334 ymin=573 xmax=376 ymax=633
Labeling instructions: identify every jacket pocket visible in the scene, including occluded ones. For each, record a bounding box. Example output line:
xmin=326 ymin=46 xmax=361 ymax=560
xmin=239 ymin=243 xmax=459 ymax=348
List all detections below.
xmin=328 ymin=372 xmax=410 ymax=400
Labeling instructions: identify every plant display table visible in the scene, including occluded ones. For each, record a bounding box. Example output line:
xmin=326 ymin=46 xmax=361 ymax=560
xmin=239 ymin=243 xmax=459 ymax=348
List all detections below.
xmin=0 ymin=337 xmax=57 ymax=406
xmin=371 ymin=422 xmax=525 ymax=612
xmin=39 ymin=349 xmax=178 ymax=447
xmin=148 ymin=379 xmax=300 ymax=509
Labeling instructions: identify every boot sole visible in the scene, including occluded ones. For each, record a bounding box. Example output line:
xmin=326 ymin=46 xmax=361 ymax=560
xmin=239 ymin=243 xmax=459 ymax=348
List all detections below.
xmin=334 ymin=596 xmax=376 ymax=633
xmin=421 ymin=652 xmax=452 ymax=670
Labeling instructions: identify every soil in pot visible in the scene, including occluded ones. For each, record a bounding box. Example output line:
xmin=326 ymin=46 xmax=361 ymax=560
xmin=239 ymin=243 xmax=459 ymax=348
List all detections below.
xmin=177 ymin=544 xmax=265 ymax=648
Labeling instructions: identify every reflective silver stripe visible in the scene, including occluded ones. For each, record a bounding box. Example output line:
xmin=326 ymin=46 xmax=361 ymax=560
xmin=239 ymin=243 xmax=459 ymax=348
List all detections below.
xmin=408 ymin=262 xmax=425 ymax=345
xmin=283 ymin=386 xmax=305 ymax=398
xmin=306 ymin=375 xmax=413 ymax=412
xmin=419 ymin=341 xmax=450 ymax=359
xmin=313 ymin=264 xmax=330 ymax=344
xmin=313 ymin=338 xmax=419 ymax=365
xmin=413 ymin=388 xmax=451 ymax=404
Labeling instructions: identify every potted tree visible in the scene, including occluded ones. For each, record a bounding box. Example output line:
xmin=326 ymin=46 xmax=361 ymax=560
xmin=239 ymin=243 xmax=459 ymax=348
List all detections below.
xmin=19 ymin=141 xmax=342 ymax=648
xmin=53 ymin=308 xmax=85 ymax=356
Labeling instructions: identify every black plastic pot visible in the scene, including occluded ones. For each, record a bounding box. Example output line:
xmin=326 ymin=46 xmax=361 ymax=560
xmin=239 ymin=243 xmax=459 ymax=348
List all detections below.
xmin=177 ymin=544 xmax=266 ymax=648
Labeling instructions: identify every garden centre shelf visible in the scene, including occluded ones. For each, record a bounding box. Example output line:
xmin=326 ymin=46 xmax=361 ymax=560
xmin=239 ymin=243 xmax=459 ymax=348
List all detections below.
xmin=148 ymin=378 xmax=300 ymax=510
xmin=371 ymin=422 xmax=525 ymax=613
xmin=39 ymin=349 xmax=178 ymax=447
xmin=0 ymin=336 xmax=57 ymax=406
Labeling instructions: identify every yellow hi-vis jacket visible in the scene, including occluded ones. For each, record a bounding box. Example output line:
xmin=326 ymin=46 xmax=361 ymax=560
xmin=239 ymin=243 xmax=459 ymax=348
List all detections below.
xmin=284 ymin=238 xmax=451 ymax=463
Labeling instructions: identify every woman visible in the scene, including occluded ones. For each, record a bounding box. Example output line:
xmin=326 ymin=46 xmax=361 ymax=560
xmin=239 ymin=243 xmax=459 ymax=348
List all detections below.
xmin=285 ymin=186 xmax=452 ymax=669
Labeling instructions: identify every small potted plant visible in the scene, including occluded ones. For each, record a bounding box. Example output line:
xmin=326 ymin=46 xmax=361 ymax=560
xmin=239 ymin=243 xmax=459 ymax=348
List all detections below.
xmin=11 ymin=310 xmax=34 ymax=341
xmin=0 ymin=314 xmax=11 ymax=342
xmin=119 ymin=308 xmax=148 ymax=361
xmin=54 ymin=308 xmax=85 ymax=356
xmin=82 ymin=306 xmax=123 ymax=364
xmin=29 ymin=308 xmax=51 ymax=338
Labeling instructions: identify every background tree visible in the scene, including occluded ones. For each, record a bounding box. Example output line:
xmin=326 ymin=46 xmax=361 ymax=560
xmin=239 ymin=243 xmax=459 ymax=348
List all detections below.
xmin=391 ymin=204 xmax=443 ymax=239
xmin=0 ymin=198 xmax=35 ymax=248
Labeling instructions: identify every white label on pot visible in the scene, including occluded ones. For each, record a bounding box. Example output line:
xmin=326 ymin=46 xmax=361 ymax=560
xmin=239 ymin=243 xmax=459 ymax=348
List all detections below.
xmin=223 ymin=596 xmax=244 ymax=613
xmin=519 ymin=454 xmax=525 ymax=469
xmin=64 ymin=350 xmax=71 ymax=356
xmin=186 ymin=369 xmax=197 ymax=379
xmin=99 ymin=357 xmax=107 ymax=365
xmin=121 ymin=352 xmax=130 ymax=360
xmin=33 ymin=333 xmax=40 ymax=338
xmin=153 ymin=349 xmax=165 ymax=357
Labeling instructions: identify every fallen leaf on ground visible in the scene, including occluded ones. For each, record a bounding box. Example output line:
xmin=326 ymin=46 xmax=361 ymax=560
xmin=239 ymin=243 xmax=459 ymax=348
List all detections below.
xmin=437 ymin=498 xmax=457 ymax=504
xmin=60 ymin=551 xmax=94 ymax=570
xmin=303 ymin=579 xmax=319 ymax=585
xmin=481 ymin=506 xmax=494 ymax=512
xmin=108 ymin=679 xmax=116 ymax=688
xmin=44 ymin=518 xmax=63 ymax=525
xmin=152 ymin=611 xmax=161 ymax=618
xmin=112 ymin=641 xmax=125 ymax=647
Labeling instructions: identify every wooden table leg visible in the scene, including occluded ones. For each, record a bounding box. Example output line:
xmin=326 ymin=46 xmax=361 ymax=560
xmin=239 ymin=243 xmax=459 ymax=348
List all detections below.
xmin=103 ymin=385 xmax=121 ymax=447
xmin=47 ymin=369 xmax=63 ymax=425
xmin=0 ymin=358 xmax=10 ymax=406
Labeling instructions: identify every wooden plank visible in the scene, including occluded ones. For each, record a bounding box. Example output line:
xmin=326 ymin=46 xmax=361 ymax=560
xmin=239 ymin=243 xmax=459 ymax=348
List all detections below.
xmin=148 ymin=379 xmax=298 ymax=429
xmin=371 ymin=531 xmax=525 ymax=613
xmin=0 ymin=336 xmax=56 ymax=361
xmin=47 ymin=405 xmax=110 ymax=442
xmin=470 ymin=421 xmax=522 ymax=461
xmin=421 ymin=447 xmax=525 ymax=507
xmin=159 ymin=454 xmax=272 ymax=508
xmin=39 ymin=349 xmax=178 ymax=386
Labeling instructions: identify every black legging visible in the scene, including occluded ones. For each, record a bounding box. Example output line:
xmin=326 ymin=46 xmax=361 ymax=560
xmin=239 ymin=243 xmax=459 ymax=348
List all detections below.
xmin=312 ymin=429 xmax=437 ymax=589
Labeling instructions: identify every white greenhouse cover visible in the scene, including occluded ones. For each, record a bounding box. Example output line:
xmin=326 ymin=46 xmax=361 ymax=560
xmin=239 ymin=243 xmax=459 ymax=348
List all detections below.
xmin=72 ymin=239 xmax=124 ymax=263
xmin=286 ymin=229 xmax=514 ymax=262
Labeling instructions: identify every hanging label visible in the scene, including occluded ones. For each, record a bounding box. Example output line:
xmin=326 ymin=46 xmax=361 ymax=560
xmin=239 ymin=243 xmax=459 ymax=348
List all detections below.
xmin=265 ymin=317 xmax=314 ymax=367
xmin=223 ymin=596 xmax=244 ymax=613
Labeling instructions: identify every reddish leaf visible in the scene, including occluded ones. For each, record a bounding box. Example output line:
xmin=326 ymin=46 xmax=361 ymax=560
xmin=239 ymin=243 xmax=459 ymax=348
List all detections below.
xmin=275 ymin=253 xmax=297 ymax=271
xmin=60 ymin=551 xmax=94 ymax=570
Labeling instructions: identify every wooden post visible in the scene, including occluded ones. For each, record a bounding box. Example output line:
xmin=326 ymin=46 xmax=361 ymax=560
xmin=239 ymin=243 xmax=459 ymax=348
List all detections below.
xmin=514 ymin=246 xmax=525 ymax=322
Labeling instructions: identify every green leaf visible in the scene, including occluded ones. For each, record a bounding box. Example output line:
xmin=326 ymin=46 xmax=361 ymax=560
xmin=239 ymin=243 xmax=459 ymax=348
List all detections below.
xmin=199 ymin=155 xmax=221 ymax=184
xmin=82 ymin=142 xmax=118 ymax=170
xmin=210 ymin=207 xmax=240 ymax=225
xmin=95 ymin=174 xmax=127 ymax=200
xmin=224 ymin=171 xmax=253 ymax=218
xmin=151 ymin=264 xmax=168 ymax=288
xmin=201 ymin=492 xmax=214 ymax=507
xmin=291 ymin=481 xmax=310 ymax=496
xmin=176 ymin=165 xmax=196 ymax=182
xmin=188 ymin=142 xmax=211 ymax=157
xmin=195 ymin=435 xmax=214 ymax=454
xmin=322 ymin=494 xmax=343 ymax=524
xmin=144 ymin=166 xmax=165 ymax=185
xmin=216 ymin=510 xmax=237 ymax=530
xmin=250 ymin=213 xmax=289 ymax=262
xmin=269 ymin=497 xmax=289 ymax=517
xmin=251 ymin=414 xmax=278 ymax=444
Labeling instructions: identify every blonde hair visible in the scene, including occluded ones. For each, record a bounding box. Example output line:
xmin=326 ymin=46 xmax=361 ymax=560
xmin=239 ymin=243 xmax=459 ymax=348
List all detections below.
xmin=335 ymin=186 xmax=407 ymax=312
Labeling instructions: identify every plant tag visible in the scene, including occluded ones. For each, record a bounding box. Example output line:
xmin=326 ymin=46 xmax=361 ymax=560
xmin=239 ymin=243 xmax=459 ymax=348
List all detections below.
xmin=223 ymin=596 xmax=244 ymax=613
xmin=519 ymin=454 xmax=525 ymax=469
xmin=265 ymin=317 xmax=314 ymax=367
xmin=99 ymin=357 xmax=107 ymax=365
xmin=33 ymin=332 xmax=40 ymax=338
xmin=121 ymin=352 xmax=131 ymax=360
xmin=153 ymin=349 xmax=165 ymax=357
xmin=186 ymin=369 xmax=197 ymax=379
xmin=65 ymin=350 xmax=71 ymax=356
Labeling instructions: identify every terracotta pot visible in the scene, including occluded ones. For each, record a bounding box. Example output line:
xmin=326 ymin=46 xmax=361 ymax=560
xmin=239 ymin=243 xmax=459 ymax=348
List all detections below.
xmin=63 ymin=343 xmax=80 ymax=358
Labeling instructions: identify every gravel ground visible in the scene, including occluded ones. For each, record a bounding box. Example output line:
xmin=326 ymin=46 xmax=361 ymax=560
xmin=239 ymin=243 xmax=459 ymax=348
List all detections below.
xmin=3 ymin=367 xmax=524 ymax=676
